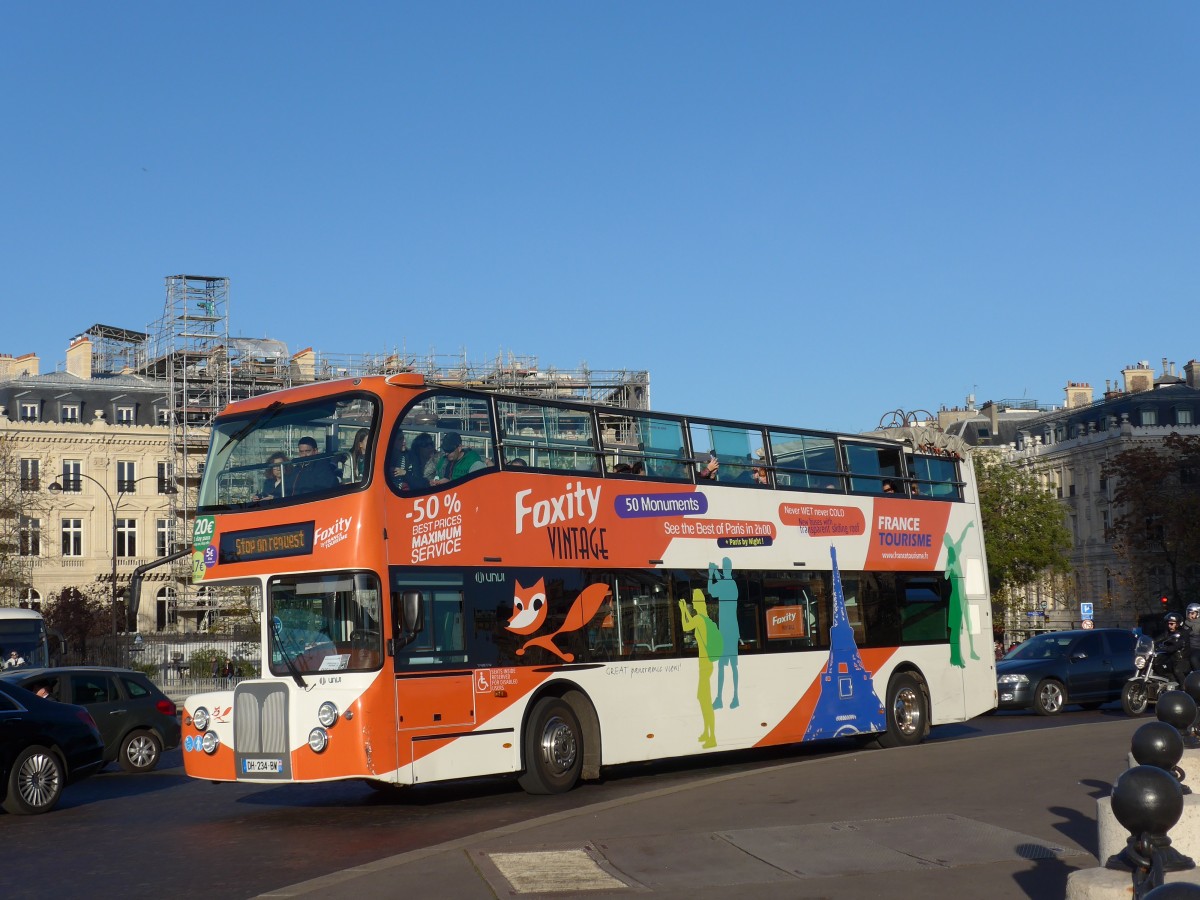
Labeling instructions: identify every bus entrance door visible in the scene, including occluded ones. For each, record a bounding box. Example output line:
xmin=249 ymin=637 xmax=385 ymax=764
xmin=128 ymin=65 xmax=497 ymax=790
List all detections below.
xmin=396 ymin=673 xmax=496 ymax=783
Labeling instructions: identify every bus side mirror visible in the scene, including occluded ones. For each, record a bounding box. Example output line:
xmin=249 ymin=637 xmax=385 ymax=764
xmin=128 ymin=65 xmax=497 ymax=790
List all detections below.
xmin=388 ymin=590 xmax=425 ymax=656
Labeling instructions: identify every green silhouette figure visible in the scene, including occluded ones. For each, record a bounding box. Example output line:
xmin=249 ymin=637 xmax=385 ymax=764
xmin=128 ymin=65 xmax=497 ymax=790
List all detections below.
xmin=944 ymin=523 xmax=980 ymax=668
xmin=709 ymin=557 xmax=741 ymax=710
xmin=679 ymin=588 xmax=722 ymax=748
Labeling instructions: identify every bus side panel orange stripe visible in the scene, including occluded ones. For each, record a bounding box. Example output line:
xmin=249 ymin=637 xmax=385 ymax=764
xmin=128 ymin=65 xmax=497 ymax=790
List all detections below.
xmin=755 ymin=647 xmax=898 ymax=748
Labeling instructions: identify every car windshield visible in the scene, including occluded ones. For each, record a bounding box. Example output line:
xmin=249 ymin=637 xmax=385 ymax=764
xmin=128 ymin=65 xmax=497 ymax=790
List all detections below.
xmin=199 ymin=393 xmax=378 ymax=510
xmin=1003 ymin=633 xmax=1075 ymax=660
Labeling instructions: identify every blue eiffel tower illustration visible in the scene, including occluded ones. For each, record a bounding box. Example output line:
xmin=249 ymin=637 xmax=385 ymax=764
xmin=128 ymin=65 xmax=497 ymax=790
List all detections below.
xmin=803 ymin=546 xmax=887 ymax=740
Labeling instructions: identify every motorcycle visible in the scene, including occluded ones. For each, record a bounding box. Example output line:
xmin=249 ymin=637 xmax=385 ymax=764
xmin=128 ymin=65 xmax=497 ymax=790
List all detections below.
xmin=1121 ymin=632 xmax=1180 ymax=715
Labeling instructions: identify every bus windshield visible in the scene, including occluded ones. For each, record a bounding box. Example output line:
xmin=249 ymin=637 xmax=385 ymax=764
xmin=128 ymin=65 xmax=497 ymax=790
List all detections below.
xmin=199 ymin=393 xmax=379 ymax=510
xmin=0 ymin=611 xmax=50 ymax=668
xmin=267 ymin=572 xmax=383 ymax=674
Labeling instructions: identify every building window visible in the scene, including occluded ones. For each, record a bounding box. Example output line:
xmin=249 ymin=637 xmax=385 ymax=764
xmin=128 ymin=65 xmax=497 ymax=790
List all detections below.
xmin=157 ymin=461 xmax=173 ymax=494
xmin=19 ymin=402 xmax=37 ymax=422
xmin=155 ymin=518 xmax=175 ymax=557
xmin=62 ymin=519 xmax=83 ymax=557
xmin=19 ymin=516 xmax=40 ymax=556
xmin=20 ymin=459 xmax=39 ymax=491
xmin=156 ymin=408 xmax=170 ymax=425
xmin=116 ymin=519 xmax=137 ymax=558
xmin=1141 ymin=408 xmax=1158 ymax=426
xmin=19 ymin=589 xmax=40 ymax=611
xmin=156 ymin=585 xmax=177 ymax=630
xmin=61 ymin=460 xmax=82 ymax=493
xmin=117 ymin=461 xmax=136 ymax=493
xmin=60 ymin=403 xmax=80 ymax=423
xmin=1178 ymin=408 xmax=1193 ymax=426
xmin=116 ymin=406 xmax=134 ymax=425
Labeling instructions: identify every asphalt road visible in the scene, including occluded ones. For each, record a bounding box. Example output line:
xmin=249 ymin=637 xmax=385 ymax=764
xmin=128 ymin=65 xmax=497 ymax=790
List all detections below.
xmin=0 ymin=703 xmax=1134 ymax=900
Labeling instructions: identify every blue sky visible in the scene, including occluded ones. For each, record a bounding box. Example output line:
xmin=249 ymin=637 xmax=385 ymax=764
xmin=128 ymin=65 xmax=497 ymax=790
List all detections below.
xmin=2 ymin=4 xmax=1196 ymax=433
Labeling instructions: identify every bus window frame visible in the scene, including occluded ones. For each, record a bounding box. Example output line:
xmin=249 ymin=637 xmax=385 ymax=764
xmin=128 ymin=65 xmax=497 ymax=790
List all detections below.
xmin=199 ymin=391 xmax=381 ymax=513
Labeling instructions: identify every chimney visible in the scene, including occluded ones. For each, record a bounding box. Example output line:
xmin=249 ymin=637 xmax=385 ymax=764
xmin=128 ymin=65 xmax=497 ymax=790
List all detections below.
xmin=1064 ymin=381 xmax=1093 ymax=408
xmin=65 ymin=337 xmax=92 ymax=380
xmin=290 ymin=347 xmax=315 ymax=383
xmin=1186 ymin=360 xmax=1200 ymax=390
xmin=0 ymin=352 xmax=39 ymax=380
xmin=1123 ymin=363 xmax=1153 ymax=394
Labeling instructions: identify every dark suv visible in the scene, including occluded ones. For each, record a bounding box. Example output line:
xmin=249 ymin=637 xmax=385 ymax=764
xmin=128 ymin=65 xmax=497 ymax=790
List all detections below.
xmin=996 ymin=628 xmax=1138 ymax=715
xmin=0 ymin=667 xmax=180 ymax=772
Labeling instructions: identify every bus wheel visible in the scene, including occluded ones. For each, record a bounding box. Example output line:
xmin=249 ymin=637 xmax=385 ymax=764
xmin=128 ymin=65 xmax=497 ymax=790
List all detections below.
xmin=876 ymin=673 xmax=928 ymax=748
xmin=518 ymin=697 xmax=583 ymax=795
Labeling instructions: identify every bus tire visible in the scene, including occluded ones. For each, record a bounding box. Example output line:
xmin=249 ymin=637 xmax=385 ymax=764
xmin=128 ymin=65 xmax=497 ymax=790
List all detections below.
xmin=518 ymin=697 xmax=583 ymax=795
xmin=876 ymin=672 xmax=928 ymax=748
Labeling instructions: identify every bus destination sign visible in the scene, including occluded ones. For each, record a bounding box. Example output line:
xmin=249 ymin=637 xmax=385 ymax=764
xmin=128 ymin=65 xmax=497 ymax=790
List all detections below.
xmin=219 ymin=522 xmax=315 ymax=565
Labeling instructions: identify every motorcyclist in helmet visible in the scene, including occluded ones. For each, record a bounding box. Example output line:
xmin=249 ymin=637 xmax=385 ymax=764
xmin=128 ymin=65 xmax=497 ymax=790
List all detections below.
xmin=1160 ymin=611 xmax=1191 ymax=685
xmin=1186 ymin=603 xmax=1200 ymax=675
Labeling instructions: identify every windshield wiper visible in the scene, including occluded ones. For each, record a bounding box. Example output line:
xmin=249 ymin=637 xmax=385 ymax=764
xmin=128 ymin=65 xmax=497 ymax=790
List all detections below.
xmin=270 ymin=617 xmax=307 ymax=689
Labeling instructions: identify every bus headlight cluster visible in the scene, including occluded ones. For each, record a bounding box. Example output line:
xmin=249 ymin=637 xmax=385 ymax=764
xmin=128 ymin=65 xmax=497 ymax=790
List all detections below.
xmin=307 ymin=701 xmax=339 ymax=754
xmin=308 ymin=727 xmax=329 ymax=753
xmin=317 ymin=701 xmax=339 ymax=728
xmin=191 ymin=706 xmax=220 ymax=755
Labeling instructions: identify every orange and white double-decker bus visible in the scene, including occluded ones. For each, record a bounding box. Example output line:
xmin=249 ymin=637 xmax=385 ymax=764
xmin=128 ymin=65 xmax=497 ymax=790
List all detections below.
xmin=181 ymin=375 xmax=994 ymax=794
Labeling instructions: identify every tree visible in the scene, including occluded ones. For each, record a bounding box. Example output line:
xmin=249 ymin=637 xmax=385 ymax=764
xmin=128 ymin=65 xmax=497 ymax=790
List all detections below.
xmin=1104 ymin=433 xmax=1200 ymax=613
xmin=973 ymin=452 xmax=1072 ymax=619
xmin=43 ymin=586 xmax=106 ymax=663
xmin=0 ymin=433 xmax=33 ymax=605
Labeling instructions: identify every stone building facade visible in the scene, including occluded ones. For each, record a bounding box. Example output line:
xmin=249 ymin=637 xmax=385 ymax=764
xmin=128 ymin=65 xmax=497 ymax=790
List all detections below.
xmin=938 ymin=358 xmax=1200 ymax=637
xmin=0 ymin=339 xmax=180 ymax=633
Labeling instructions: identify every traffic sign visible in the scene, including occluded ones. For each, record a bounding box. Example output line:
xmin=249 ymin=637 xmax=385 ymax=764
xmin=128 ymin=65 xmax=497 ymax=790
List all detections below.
xmin=1080 ymin=602 xmax=1094 ymax=620
xmin=1081 ymin=619 xmax=1094 ymax=630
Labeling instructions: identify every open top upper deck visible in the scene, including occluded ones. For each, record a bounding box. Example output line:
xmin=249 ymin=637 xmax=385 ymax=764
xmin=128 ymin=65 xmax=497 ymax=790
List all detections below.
xmin=197 ymin=374 xmax=969 ymax=514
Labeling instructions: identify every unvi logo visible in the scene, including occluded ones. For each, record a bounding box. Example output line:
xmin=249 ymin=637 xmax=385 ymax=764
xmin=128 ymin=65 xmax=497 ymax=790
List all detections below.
xmin=193 ymin=515 xmax=216 ymax=550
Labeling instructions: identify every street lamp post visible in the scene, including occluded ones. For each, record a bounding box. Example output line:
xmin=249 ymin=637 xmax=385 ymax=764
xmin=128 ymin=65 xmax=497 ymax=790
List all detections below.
xmin=49 ymin=471 xmax=174 ymax=663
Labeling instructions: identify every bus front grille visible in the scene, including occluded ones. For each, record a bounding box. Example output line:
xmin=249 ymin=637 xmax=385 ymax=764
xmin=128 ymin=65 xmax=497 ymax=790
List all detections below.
xmin=233 ymin=682 xmax=292 ymax=780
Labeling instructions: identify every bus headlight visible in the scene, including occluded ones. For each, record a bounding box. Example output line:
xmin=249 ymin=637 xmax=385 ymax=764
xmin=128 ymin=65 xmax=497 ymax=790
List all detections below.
xmin=192 ymin=707 xmax=210 ymax=732
xmin=317 ymin=701 xmax=339 ymax=728
xmin=308 ymin=727 xmax=329 ymax=753
xmin=997 ymin=674 xmax=1029 ymax=686
xmin=201 ymin=731 xmax=221 ymax=754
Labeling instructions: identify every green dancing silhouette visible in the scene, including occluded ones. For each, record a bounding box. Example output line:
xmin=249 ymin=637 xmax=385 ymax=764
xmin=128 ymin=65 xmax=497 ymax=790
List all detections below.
xmin=944 ymin=523 xmax=980 ymax=668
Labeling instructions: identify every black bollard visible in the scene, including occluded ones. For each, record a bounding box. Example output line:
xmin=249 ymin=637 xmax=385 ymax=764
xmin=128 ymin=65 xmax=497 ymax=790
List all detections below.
xmin=1133 ymin=721 xmax=1191 ymax=794
xmin=1144 ymin=883 xmax=1200 ymax=898
xmin=1159 ymin=691 xmax=1200 ymax=750
xmin=1183 ymin=672 xmax=1200 ymax=743
xmin=1108 ymin=764 xmax=1194 ymax=898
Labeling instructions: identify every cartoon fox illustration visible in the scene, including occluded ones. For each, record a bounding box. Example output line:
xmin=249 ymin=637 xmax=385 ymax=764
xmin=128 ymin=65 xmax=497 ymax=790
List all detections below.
xmin=507 ymin=578 xmax=612 ymax=663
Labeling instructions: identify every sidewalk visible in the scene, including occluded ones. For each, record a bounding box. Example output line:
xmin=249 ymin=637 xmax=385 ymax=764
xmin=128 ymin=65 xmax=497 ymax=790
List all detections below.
xmin=257 ymin=717 xmax=1144 ymax=900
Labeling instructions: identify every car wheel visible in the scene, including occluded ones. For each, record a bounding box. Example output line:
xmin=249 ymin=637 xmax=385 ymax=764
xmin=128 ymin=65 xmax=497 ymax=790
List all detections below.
xmin=876 ymin=672 xmax=929 ymax=748
xmin=3 ymin=746 xmax=64 ymax=815
xmin=1122 ymin=681 xmax=1150 ymax=716
xmin=119 ymin=730 xmax=162 ymax=773
xmin=1033 ymin=679 xmax=1065 ymax=716
xmin=518 ymin=697 xmax=583 ymax=795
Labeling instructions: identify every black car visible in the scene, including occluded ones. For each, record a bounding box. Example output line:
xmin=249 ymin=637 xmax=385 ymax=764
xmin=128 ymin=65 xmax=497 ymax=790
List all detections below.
xmin=996 ymin=628 xmax=1138 ymax=715
xmin=0 ymin=667 xmax=180 ymax=772
xmin=0 ymin=679 xmax=105 ymax=814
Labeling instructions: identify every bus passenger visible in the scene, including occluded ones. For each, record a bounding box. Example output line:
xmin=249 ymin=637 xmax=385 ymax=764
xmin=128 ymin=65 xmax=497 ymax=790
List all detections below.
xmin=398 ymin=433 xmax=438 ymax=491
xmin=290 ymin=437 xmax=340 ymax=494
xmin=751 ymin=466 xmax=768 ymax=485
xmin=254 ymin=452 xmax=288 ymax=501
xmin=345 ymin=428 xmax=370 ymax=482
xmin=697 ymin=452 xmax=719 ymax=480
xmin=433 ymin=433 xmax=486 ymax=485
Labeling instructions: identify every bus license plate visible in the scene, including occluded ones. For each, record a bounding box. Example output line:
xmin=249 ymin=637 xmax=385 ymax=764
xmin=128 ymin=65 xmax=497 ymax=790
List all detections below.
xmin=243 ymin=758 xmax=283 ymax=774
